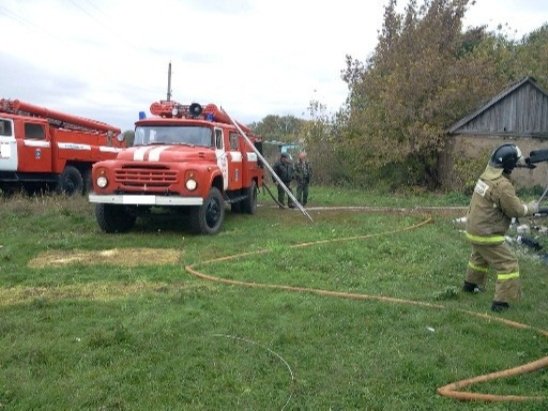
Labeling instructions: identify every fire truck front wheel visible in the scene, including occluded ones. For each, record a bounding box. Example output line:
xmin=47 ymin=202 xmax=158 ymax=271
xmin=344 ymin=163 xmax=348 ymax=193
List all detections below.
xmin=95 ymin=204 xmax=136 ymax=233
xmin=57 ymin=166 xmax=84 ymax=196
xmin=189 ymin=187 xmax=225 ymax=235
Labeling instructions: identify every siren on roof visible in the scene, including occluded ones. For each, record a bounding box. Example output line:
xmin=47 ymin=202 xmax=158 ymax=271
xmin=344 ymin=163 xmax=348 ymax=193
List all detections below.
xmin=189 ymin=103 xmax=203 ymax=118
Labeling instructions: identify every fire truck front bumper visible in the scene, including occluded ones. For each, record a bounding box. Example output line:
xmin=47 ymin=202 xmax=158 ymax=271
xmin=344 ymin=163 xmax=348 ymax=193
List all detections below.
xmin=89 ymin=194 xmax=203 ymax=206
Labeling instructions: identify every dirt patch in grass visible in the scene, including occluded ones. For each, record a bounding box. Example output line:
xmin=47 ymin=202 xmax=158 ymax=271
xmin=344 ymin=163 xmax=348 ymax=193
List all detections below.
xmin=0 ymin=281 xmax=217 ymax=306
xmin=28 ymin=248 xmax=182 ymax=268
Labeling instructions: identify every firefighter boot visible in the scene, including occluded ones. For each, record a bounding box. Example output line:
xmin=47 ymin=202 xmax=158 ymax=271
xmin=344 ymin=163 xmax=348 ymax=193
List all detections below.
xmin=463 ymin=281 xmax=483 ymax=294
xmin=491 ymin=301 xmax=510 ymax=312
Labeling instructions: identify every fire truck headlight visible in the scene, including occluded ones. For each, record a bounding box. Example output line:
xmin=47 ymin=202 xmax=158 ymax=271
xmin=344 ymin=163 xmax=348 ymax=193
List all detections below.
xmin=185 ymin=178 xmax=197 ymax=191
xmin=97 ymin=176 xmax=108 ymax=188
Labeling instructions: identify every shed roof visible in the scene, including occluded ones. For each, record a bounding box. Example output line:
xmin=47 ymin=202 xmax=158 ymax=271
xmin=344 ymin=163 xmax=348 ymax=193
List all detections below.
xmin=448 ymin=77 xmax=548 ymax=135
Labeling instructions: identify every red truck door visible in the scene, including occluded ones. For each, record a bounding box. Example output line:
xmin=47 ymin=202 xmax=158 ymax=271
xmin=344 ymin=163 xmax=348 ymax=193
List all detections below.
xmin=17 ymin=120 xmax=52 ymax=173
xmin=214 ymin=127 xmax=229 ymax=190
xmin=227 ymin=131 xmax=243 ymax=190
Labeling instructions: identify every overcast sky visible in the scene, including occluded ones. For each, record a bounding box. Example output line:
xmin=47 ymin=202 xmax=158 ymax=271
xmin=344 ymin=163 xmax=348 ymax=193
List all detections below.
xmin=0 ymin=0 xmax=546 ymax=131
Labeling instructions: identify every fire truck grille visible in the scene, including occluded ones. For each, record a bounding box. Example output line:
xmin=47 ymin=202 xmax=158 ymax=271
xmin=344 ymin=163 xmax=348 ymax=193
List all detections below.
xmin=115 ymin=166 xmax=178 ymax=188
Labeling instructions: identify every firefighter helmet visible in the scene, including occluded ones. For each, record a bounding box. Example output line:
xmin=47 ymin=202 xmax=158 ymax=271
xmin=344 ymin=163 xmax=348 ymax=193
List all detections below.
xmin=489 ymin=144 xmax=523 ymax=172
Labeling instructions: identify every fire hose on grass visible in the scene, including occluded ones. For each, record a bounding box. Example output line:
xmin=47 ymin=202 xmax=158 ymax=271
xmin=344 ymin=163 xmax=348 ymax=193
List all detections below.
xmin=261 ymin=182 xmax=286 ymax=209
xmin=185 ymin=210 xmax=547 ymax=404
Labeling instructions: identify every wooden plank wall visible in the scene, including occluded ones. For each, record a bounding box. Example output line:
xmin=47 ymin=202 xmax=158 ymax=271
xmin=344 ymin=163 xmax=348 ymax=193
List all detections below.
xmin=457 ymin=84 xmax=548 ymax=136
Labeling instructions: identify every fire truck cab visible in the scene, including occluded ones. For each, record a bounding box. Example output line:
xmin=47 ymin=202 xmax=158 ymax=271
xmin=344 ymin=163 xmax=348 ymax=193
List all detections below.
xmin=89 ymin=100 xmax=264 ymax=235
xmin=0 ymin=99 xmax=124 ymax=195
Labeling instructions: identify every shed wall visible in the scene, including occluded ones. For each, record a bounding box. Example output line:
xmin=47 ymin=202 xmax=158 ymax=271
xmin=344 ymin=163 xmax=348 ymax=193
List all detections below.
xmin=442 ymin=135 xmax=548 ymax=189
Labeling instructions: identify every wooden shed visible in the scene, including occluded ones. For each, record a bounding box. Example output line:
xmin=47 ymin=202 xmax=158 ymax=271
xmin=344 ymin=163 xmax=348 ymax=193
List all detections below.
xmin=443 ymin=77 xmax=548 ymax=190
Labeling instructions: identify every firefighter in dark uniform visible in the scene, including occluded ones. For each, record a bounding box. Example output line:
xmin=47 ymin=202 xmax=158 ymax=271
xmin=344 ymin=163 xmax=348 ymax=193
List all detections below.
xmin=463 ymin=143 xmax=539 ymax=312
xmin=294 ymin=151 xmax=312 ymax=206
xmin=272 ymin=152 xmax=294 ymax=208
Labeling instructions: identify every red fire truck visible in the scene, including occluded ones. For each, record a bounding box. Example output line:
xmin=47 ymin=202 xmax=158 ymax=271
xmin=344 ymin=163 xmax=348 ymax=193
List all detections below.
xmin=89 ymin=99 xmax=265 ymax=235
xmin=0 ymin=99 xmax=124 ymax=195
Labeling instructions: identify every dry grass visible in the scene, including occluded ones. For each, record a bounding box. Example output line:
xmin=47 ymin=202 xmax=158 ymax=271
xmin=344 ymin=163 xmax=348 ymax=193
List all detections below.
xmin=0 ymin=280 xmax=217 ymax=306
xmin=28 ymin=248 xmax=182 ymax=268
xmin=0 ymin=192 xmax=91 ymax=216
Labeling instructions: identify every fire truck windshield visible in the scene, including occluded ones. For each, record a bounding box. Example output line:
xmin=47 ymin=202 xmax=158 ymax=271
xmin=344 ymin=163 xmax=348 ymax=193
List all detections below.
xmin=134 ymin=125 xmax=213 ymax=147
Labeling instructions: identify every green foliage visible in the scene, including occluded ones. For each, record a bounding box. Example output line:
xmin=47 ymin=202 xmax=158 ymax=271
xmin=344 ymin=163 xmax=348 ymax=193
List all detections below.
xmin=511 ymin=23 xmax=548 ymax=89
xmin=335 ymin=1 xmax=548 ymax=190
xmin=248 ymin=114 xmax=304 ymax=142
xmin=299 ymin=101 xmax=350 ymax=185
xmin=452 ymin=148 xmax=490 ymax=194
xmin=123 ymin=129 xmax=135 ymax=146
xmin=341 ymin=0 xmax=497 ymax=189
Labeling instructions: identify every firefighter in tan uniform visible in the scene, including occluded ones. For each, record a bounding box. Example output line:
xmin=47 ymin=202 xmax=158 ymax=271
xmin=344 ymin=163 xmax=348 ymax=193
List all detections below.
xmin=463 ymin=144 xmax=539 ymax=312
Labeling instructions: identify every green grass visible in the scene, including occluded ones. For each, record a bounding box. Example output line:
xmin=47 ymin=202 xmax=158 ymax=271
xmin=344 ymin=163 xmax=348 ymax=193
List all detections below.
xmin=0 ymin=188 xmax=547 ymax=410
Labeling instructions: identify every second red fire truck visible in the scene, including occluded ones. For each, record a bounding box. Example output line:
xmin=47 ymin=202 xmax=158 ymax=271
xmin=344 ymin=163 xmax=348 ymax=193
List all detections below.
xmin=0 ymin=99 xmax=124 ymax=195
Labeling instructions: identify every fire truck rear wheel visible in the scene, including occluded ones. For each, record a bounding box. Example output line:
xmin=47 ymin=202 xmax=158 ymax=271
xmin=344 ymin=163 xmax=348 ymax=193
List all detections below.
xmin=241 ymin=180 xmax=258 ymax=214
xmin=95 ymin=204 xmax=136 ymax=233
xmin=57 ymin=166 xmax=84 ymax=196
xmin=189 ymin=187 xmax=225 ymax=234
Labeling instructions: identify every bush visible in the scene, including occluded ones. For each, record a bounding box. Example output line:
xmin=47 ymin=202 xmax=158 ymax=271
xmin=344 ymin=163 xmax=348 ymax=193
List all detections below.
xmin=452 ymin=149 xmax=490 ymax=194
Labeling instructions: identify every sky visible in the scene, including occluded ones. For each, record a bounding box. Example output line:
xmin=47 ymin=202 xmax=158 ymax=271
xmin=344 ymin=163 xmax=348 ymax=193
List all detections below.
xmin=0 ymin=0 xmax=546 ymax=132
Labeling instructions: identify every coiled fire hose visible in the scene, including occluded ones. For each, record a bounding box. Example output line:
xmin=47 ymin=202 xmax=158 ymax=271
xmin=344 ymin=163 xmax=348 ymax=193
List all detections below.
xmin=185 ymin=210 xmax=547 ymax=403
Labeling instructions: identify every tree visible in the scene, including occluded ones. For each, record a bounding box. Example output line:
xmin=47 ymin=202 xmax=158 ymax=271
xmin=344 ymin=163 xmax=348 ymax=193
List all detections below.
xmin=249 ymin=114 xmax=304 ymax=142
xmin=123 ymin=130 xmax=135 ymax=147
xmin=340 ymin=0 xmax=526 ymax=189
xmin=513 ymin=23 xmax=548 ymax=89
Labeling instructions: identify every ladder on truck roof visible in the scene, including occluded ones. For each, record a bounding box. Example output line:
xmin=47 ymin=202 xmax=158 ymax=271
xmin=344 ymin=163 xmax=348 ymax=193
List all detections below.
xmin=0 ymin=98 xmax=121 ymax=135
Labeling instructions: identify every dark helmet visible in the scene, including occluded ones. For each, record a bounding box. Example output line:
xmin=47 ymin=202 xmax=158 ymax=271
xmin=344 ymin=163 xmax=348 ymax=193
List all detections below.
xmin=280 ymin=152 xmax=290 ymax=159
xmin=489 ymin=143 xmax=523 ymax=172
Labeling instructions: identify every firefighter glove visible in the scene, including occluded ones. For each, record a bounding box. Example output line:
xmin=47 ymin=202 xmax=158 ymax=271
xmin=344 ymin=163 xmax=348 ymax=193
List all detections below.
xmin=526 ymin=201 xmax=539 ymax=215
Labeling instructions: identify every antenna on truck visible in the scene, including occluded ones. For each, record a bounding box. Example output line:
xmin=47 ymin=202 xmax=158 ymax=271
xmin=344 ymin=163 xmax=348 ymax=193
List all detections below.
xmin=167 ymin=62 xmax=172 ymax=102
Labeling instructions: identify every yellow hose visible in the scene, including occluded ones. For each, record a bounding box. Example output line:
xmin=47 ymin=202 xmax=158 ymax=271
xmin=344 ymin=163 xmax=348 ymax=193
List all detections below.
xmin=185 ymin=212 xmax=547 ymax=402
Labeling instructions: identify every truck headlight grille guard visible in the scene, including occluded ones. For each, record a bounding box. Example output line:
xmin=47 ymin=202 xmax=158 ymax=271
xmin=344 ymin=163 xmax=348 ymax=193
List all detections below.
xmin=115 ymin=165 xmax=178 ymax=188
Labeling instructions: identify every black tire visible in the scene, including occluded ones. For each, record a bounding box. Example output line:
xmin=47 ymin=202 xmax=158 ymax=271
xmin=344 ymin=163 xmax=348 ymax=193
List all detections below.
xmin=57 ymin=166 xmax=84 ymax=196
xmin=95 ymin=204 xmax=136 ymax=233
xmin=23 ymin=182 xmax=47 ymax=196
xmin=0 ymin=183 xmax=16 ymax=197
xmin=189 ymin=187 xmax=225 ymax=234
xmin=231 ymin=201 xmax=242 ymax=214
xmin=241 ymin=180 xmax=258 ymax=214
xmin=82 ymin=167 xmax=93 ymax=194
